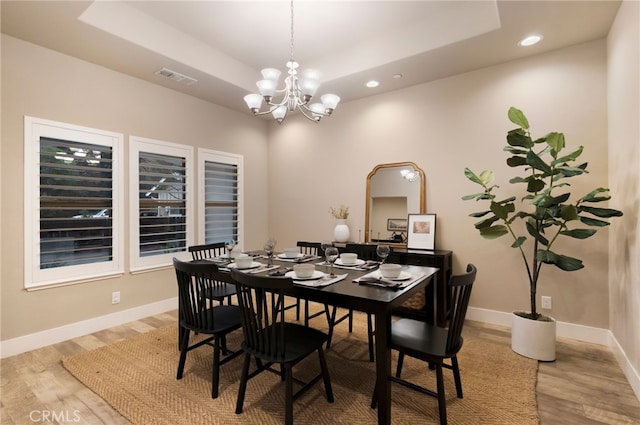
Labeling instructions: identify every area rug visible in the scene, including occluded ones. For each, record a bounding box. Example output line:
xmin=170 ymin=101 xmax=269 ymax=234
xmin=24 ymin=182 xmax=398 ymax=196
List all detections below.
xmin=63 ymin=312 xmax=539 ymax=424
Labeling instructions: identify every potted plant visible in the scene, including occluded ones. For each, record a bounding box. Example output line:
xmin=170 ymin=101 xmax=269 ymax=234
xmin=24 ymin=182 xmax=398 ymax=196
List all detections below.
xmin=462 ymin=107 xmax=623 ymax=361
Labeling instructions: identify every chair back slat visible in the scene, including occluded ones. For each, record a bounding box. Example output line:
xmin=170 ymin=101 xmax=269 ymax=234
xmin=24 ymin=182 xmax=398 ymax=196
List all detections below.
xmin=445 ymin=264 xmax=477 ymax=354
xmin=174 ymin=258 xmax=231 ymax=331
xmin=189 ymin=242 xmax=226 ymax=260
xmin=231 ymin=270 xmax=293 ymax=361
xmin=297 ymin=241 xmax=321 ymax=256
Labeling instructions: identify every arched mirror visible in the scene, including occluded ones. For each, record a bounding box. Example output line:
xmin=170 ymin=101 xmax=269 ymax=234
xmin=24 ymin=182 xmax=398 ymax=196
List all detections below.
xmin=365 ymin=162 xmax=425 ymax=245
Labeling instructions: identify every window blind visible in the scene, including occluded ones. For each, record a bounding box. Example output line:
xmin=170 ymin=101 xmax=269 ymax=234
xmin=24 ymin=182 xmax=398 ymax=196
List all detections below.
xmin=204 ymin=160 xmax=238 ymax=244
xmin=39 ymin=137 xmax=113 ymax=269
xmin=138 ymin=151 xmax=187 ymax=256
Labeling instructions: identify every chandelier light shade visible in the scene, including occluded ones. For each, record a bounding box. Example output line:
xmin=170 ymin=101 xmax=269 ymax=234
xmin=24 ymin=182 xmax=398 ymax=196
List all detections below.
xmin=243 ymin=1 xmax=340 ymax=124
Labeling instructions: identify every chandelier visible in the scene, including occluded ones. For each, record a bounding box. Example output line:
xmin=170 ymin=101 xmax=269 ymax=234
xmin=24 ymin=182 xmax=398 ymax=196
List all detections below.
xmin=243 ymin=0 xmax=340 ymax=124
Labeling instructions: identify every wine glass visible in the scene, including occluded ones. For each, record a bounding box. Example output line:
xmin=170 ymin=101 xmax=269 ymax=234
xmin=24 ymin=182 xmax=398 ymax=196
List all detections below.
xmin=324 ymin=246 xmax=339 ymax=277
xmin=263 ymin=238 xmax=277 ymax=266
xmin=376 ymin=244 xmax=391 ymax=264
xmin=320 ymin=241 xmax=333 ymax=260
xmin=225 ymin=240 xmax=237 ymax=258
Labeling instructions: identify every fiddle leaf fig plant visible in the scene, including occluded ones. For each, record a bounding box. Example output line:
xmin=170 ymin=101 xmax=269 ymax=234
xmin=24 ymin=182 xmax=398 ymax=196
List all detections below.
xmin=463 ymin=107 xmax=623 ymax=320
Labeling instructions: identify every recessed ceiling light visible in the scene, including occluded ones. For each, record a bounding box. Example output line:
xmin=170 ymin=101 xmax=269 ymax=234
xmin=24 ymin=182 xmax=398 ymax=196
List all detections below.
xmin=393 ymin=74 xmax=403 ymax=79
xmin=518 ymin=35 xmax=543 ymax=47
xmin=366 ymin=80 xmax=380 ymax=88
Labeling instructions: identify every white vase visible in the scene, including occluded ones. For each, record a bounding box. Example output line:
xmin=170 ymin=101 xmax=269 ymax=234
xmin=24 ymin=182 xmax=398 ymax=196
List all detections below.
xmin=511 ymin=312 xmax=556 ymax=361
xmin=333 ymin=219 xmax=350 ymax=243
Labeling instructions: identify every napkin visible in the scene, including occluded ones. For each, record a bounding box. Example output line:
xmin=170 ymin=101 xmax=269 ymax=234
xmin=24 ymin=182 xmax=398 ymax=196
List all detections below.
xmin=294 ymin=273 xmax=348 ymax=287
xmin=354 ymin=270 xmax=426 ymax=290
xmin=278 ymin=255 xmax=321 ymax=263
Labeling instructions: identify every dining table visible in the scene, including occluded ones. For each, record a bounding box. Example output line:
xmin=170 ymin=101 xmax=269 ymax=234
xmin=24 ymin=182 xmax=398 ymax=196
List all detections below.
xmin=218 ymin=252 xmax=440 ymax=425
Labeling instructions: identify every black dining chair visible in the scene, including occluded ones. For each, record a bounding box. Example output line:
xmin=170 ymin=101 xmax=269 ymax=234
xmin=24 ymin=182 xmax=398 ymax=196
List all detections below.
xmin=371 ymin=264 xmax=477 ymax=425
xmin=230 ymin=269 xmax=334 ymax=425
xmin=188 ymin=242 xmax=237 ymax=305
xmin=173 ymin=258 xmax=243 ymax=399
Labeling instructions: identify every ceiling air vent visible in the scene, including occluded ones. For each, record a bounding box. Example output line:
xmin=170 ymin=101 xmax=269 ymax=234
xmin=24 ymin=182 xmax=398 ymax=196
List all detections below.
xmin=154 ymin=68 xmax=197 ymax=86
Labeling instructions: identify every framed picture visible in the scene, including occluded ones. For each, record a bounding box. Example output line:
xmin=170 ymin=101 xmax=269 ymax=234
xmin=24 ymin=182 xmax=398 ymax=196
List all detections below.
xmin=387 ymin=218 xmax=407 ymax=232
xmin=406 ymin=213 xmax=436 ymax=250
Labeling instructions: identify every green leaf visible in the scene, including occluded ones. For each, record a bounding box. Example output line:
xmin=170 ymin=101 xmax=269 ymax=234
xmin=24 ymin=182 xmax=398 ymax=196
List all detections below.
xmin=537 ymin=250 xmax=584 ymax=271
xmin=560 ymin=229 xmax=596 ymax=239
xmin=534 ymin=192 xmax=570 ymax=208
xmin=469 ymin=210 xmax=492 ymax=218
xmin=507 ymin=129 xmax=533 ymax=148
xmin=580 ymin=187 xmax=610 ymax=202
xmin=461 ymin=192 xmax=485 ymax=201
xmin=503 ymin=146 xmax=529 ymax=155
xmin=463 ymin=168 xmax=483 ymax=185
xmin=509 ymin=176 xmax=529 ymax=184
xmin=527 ymin=178 xmax=545 ymax=193
xmin=555 ymin=166 xmax=587 ymax=177
xmin=478 ymin=170 xmax=495 ymax=186
xmin=490 ymin=201 xmax=510 ymax=220
xmin=479 ymin=225 xmax=509 ymax=239
xmin=579 ymin=216 xmax=611 ymax=227
xmin=526 ymin=150 xmax=553 ymax=175
xmin=546 ymin=132 xmax=565 ymax=155
xmin=526 ymin=220 xmax=549 ymax=245
xmin=508 ymin=107 xmax=529 ymax=129
xmin=579 ymin=206 xmax=624 ymax=218
xmin=506 ymin=156 xmax=527 ymax=167
xmin=511 ymin=236 xmax=526 ymax=248
xmin=551 ymin=146 xmax=583 ymax=165
xmin=560 ymin=205 xmax=579 ymax=221
xmin=474 ymin=216 xmax=499 ymax=229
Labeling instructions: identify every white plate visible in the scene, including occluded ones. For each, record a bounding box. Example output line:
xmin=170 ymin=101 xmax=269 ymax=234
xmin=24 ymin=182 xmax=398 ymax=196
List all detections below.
xmin=373 ymin=270 xmax=413 ymax=281
xmin=285 ymin=270 xmax=326 ymax=281
xmin=335 ymin=258 xmax=365 ymax=266
xmin=227 ymin=261 xmax=262 ymax=270
xmin=277 ymin=253 xmax=303 ymax=260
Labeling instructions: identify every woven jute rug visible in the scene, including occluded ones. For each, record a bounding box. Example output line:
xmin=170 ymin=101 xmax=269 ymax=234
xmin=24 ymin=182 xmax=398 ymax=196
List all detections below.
xmin=63 ymin=310 xmax=539 ymax=425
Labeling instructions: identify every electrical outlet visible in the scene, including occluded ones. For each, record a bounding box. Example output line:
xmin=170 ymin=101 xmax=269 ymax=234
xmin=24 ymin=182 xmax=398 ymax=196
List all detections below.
xmin=111 ymin=291 xmax=121 ymax=304
xmin=541 ymin=296 xmax=552 ymax=310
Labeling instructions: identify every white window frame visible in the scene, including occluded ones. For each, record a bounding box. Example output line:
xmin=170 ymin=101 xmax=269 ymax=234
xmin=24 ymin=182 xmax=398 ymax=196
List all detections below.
xmin=129 ymin=136 xmax=194 ymax=272
xmin=197 ymin=149 xmax=244 ymax=249
xmin=24 ymin=116 xmax=124 ymax=289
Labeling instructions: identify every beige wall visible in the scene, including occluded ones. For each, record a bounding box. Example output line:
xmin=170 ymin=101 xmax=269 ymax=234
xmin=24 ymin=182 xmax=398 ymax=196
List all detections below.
xmin=0 ymin=35 xmax=269 ymax=340
xmin=607 ymin=0 xmax=640 ymax=390
xmin=268 ymin=39 xmax=612 ymax=328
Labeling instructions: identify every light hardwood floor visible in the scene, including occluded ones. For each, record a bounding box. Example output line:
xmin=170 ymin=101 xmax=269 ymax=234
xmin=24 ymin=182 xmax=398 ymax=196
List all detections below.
xmin=1 ymin=310 xmax=639 ymax=424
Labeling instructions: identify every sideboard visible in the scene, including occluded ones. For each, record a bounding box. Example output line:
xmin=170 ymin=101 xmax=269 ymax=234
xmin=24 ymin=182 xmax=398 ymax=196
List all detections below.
xmin=336 ymin=243 xmax=453 ymax=326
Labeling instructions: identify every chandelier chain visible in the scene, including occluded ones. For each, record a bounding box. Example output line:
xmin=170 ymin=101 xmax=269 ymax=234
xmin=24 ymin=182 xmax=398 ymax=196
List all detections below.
xmin=290 ymin=0 xmax=295 ymax=62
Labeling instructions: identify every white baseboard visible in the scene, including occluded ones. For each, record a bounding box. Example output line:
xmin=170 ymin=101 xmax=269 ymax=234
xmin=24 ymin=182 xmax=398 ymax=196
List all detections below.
xmin=0 ymin=297 xmax=178 ymax=359
xmin=466 ymin=306 xmax=640 ymax=402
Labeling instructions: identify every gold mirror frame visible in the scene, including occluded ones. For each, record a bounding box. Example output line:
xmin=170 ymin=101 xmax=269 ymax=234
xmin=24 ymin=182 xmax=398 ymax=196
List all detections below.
xmin=364 ymin=162 xmax=425 ymax=246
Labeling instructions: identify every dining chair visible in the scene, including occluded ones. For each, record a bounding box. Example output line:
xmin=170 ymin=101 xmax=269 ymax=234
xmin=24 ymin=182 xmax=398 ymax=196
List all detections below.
xmin=230 ymin=269 xmax=334 ymax=425
xmin=371 ymin=263 xmax=477 ymax=425
xmin=173 ymin=258 xmax=243 ymax=399
xmin=188 ymin=242 xmax=237 ymax=305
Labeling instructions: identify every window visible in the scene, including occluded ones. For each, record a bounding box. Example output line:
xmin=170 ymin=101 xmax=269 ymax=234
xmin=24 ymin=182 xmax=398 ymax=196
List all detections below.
xmin=24 ymin=117 xmax=124 ymax=289
xmin=198 ymin=149 xmax=243 ymax=247
xmin=129 ymin=136 xmax=194 ymax=271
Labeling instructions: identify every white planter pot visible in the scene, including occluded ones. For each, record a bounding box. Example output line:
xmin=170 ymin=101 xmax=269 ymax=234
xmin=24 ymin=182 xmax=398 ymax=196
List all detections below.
xmin=333 ymin=219 xmax=350 ymax=243
xmin=511 ymin=312 xmax=556 ymax=361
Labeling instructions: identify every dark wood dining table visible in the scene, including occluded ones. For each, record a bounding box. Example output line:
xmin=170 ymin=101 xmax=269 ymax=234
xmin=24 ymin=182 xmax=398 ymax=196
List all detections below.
xmin=192 ymin=254 xmax=438 ymax=425
xmin=264 ymin=257 xmax=439 ymax=425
